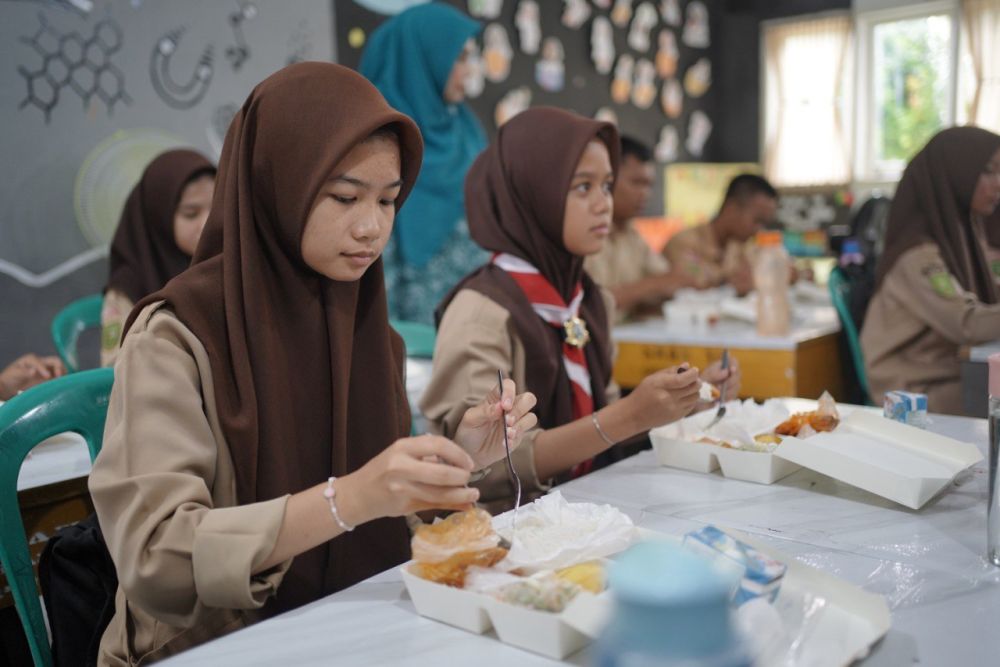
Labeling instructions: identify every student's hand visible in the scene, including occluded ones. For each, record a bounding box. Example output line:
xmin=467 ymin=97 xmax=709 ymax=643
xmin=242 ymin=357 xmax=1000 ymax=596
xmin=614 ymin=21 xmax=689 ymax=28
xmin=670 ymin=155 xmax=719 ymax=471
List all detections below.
xmin=656 ymin=270 xmax=700 ymax=299
xmin=352 ymin=436 xmax=480 ymax=518
xmin=453 ymin=378 xmax=538 ymax=469
xmin=700 ymin=357 xmax=741 ymax=403
xmin=623 ymin=364 xmax=701 ymax=432
xmin=730 ymin=264 xmax=755 ymax=296
xmin=0 ymin=354 xmax=67 ymax=400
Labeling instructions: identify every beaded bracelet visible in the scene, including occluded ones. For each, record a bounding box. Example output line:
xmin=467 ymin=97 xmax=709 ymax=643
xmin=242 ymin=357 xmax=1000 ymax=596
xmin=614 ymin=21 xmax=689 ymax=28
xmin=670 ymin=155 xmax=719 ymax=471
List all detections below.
xmin=323 ymin=476 xmax=355 ymax=532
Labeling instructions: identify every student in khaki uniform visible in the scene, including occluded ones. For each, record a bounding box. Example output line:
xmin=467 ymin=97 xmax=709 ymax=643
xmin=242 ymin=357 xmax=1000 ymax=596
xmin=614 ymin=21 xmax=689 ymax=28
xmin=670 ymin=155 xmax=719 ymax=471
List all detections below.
xmin=861 ymin=127 xmax=1000 ymax=415
xmin=663 ymin=174 xmax=779 ymax=295
xmin=422 ymin=108 xmax=739 ymax=512
xmin=100 ymin=150 xmax=216 ymax=366
xmin=89 ymin=63 xmax=536 ymax=665
xmin=584 ymin=136 xmax=696 ymax=322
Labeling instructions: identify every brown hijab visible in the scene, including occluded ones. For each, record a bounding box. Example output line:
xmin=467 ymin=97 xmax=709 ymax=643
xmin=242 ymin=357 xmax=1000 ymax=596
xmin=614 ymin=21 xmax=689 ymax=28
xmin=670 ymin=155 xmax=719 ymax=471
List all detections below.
xmin=125 ymin=62 xmax=424 ymax=614
xmin=438 ymin=107 xmax=619 ymax=433
xmin=875 ymin=126 xmax=1000 ymax=304
xmin=106 ymin=149 xmax=215 ymax=303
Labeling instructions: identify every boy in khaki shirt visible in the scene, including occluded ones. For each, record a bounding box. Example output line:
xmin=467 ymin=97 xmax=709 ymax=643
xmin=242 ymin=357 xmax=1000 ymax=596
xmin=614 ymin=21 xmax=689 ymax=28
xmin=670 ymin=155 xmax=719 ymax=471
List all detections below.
xmin=584 ymin=136 xmax=695 ymax=321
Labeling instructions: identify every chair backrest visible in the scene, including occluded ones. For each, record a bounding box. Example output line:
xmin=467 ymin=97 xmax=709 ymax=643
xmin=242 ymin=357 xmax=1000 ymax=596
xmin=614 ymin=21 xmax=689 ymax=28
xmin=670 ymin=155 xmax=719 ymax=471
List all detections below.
xmin=828 ymin=267 xmax=872 ymax=404
xmin=390 ymin=319 xmax=436 ymax=359
xmin=51 ymin=294 xmax=104 ymax=373
xmin=0 ymin=367 xmax=114 ymax=667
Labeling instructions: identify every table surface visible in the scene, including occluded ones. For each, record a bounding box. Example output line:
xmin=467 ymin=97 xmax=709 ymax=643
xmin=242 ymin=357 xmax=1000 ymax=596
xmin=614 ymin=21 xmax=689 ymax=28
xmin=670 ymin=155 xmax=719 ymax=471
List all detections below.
xmin=160 ymin=412 xmax=1000 ymax=667
xmin=613 ymin=306 xmax=841 ymax=350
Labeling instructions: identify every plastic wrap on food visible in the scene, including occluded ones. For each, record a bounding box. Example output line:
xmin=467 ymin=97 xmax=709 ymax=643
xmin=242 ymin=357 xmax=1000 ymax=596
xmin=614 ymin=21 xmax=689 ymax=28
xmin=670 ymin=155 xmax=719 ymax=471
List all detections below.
xmin=410 ymin=509 xmax=508 ymax=587
xmin=494 ymin=491 xmax=636 ymax=573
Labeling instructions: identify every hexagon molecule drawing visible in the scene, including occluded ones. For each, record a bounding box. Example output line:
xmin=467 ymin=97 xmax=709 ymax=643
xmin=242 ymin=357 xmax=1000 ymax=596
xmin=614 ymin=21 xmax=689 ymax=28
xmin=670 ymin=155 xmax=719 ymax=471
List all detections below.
xmin=17 ymin=13 xmax=131 ymax=123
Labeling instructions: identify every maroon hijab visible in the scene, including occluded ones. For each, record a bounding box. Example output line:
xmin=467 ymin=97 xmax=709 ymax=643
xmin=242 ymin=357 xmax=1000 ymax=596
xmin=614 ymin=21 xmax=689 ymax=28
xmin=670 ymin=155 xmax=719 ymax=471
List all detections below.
xmin=438 ymin=107 xmax=619 ymax=432
xmin=106 ymin=149 xmax=215 ymax=303
xmin=875 ymin=126 xmax=1000 ymax=304
xmin=125 ymin=62 xmax=424 ymax=614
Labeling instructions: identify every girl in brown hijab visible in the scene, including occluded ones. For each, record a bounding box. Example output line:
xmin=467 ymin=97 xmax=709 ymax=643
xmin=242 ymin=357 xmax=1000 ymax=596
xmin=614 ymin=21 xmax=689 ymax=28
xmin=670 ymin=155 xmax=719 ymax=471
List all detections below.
xmin=422 ymin=107 xmax=736 ymax=511
xmin=88 ymin=62 xmax=536 ymax=665
xmin=862 ymin=126 xmax=1000 ymax=415
xmin=100 ymin=149 xmax=216 ymax=367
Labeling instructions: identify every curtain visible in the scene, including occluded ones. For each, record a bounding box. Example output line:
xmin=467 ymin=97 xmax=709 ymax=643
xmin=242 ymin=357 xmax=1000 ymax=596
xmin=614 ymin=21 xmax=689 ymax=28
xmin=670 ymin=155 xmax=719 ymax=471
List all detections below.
xmin=763 ymin=14 xmax=854 ymax=187
xmin=963 ymin=0 xmax=1000 ymax=133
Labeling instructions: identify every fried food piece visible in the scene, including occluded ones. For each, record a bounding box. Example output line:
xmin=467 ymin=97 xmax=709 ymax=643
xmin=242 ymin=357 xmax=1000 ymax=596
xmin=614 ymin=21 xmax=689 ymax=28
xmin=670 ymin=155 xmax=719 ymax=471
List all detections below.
xmin=410 ymin=508 xmax=508 ymax=588
xmin=775 ymin=411 xmax=839 ymax=436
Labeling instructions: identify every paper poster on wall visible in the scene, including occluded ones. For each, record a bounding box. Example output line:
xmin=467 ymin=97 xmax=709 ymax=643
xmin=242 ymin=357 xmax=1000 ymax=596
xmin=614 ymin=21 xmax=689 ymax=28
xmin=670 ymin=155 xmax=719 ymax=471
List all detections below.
xmin=660 ymin=77 xmax=682 ymax=118
xmin=595 ymin=106 xmax=619 ymax=125
xmin=591 ymin=15 xmax=615 ymax=75
xmin=655 ymin=29 xmax=678 ymax=78
xmin=683 ymin=57 xmax=711 ymax=97
xmin=495 ymin=85 xmax=531 ymax=126
xmin=515 ymin=0 xmax=541 ymax=55
xmin=655 ymin=125 xmax=679 ymax=163
xmin=686 ymin=109 xmax=712 ymax=157
xmin=464 ymin=41 xmax=485 ymax=97
xmin=535 ymin=37 xmax=565 ymax=91
xmin=665 ymin=162 xmax=761 ymax=226
xmin=610 ymin=54 xmax=633 ymax=104
xmin=468 ymin=0 xmax=503 ymax=19
xmin=562 ymin=0 xmax=590 ymax=29
xmin=627 ymin=2 xmax=657 ymax=52
xmin=660 ymin=0 xmax=680 ymax=26
xmin=483 ymin=23 xmax=513 ymax=82
xmin=631 ymin=58 xmax=656 ymax=109
xmin=683 ymin=0 xmax=710 ymax=48
xmin=611 ymin=0 xmax=634 ymax=28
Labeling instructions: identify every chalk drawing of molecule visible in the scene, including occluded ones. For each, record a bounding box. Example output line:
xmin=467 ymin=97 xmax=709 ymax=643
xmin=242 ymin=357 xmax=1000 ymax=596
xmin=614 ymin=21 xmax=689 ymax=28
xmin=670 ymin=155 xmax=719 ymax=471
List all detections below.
xmin=17 ymin=13 xmax=131 ymax=123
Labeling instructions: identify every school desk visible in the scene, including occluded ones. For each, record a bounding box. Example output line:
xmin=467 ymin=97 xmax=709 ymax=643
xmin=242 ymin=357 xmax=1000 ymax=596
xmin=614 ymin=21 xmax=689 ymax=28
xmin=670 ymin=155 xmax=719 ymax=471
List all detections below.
xmin=611 ymin=306 xmax=844 ymax=401
xmin=158 ymin=409 xmax=995 ymax=667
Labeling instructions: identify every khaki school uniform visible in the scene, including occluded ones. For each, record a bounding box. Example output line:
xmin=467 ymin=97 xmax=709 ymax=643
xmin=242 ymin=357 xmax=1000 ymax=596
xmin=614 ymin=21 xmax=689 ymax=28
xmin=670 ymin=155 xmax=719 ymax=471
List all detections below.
xmin=99 ymin=289 xmax=134 ymax=367
xmin=584 ymin=224 xmax=670 ymax=322
xmin=663 ymin=224 xmax=748 ymax=287
xmin=861 ymin=243 xmax=1000 ymax=415
xmin=420 ymin=288 xmax=619 ymax=511
xmin=90 ymin=302 xmax=292 ymax=665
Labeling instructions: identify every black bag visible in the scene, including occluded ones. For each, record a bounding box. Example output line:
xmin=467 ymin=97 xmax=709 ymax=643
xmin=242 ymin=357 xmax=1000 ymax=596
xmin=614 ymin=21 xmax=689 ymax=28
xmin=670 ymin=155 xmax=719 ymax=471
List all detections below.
xmin=38 ymin=514 xmax=118 ymax=667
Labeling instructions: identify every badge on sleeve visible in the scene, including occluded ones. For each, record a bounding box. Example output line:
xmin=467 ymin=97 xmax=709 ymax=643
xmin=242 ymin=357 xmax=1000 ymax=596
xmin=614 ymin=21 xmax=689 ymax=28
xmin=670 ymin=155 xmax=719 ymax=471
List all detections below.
xmin=991 ymin=260 xmax=1000 ymax=278
xmin=927 ymin=269 xmax=958 ymax=299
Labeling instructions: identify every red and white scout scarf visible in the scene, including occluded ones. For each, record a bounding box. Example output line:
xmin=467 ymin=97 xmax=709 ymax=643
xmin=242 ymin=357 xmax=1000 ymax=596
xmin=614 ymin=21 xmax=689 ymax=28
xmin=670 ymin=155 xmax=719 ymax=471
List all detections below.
xmin=493 ymin=253 xmax=595 ymax=476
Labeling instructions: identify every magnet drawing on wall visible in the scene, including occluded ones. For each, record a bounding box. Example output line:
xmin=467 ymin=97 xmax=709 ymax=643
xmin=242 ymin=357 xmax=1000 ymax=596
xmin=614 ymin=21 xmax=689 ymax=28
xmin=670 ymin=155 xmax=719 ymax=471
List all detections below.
xmin=591 ymin=16 xmax=614 ymax=75
xmin=483 ymin=23 xmax=513 ymax=82
xmin=226 ymin=1 xmax=257 ymax=71
xmin=150 ymin=28 xmax=214 ymax=109
xmin=683 ymin=0 xmax=710 ymax=48
xmin=515 ymin=0 xmax=540 ymax=55
xmin=535 ymin=37 xmax=565 ymax=91
xmin=627 ymin=2 xmax=657 ymax=52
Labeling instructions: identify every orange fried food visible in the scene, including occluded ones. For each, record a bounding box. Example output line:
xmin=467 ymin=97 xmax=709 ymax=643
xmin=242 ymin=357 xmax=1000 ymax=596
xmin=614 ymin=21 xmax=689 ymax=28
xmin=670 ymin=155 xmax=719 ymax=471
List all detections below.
xmin=410 ymin=508 xmax=507 ymax=587
xmin=775 ymin=411 xmax=839 ymax=436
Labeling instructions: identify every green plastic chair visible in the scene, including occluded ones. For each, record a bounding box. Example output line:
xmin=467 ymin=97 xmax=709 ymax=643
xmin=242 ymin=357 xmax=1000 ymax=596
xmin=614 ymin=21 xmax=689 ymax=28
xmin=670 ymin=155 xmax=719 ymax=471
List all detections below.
xmin=390 ymin=319 xmax=436 ymax=359
xmin=828 ymin=267 xmax=872 ymax=405
xmin=0 ymin=367 xmax=114 ymax=667
xmin=51 ymin=294 xmax=104 ymax=373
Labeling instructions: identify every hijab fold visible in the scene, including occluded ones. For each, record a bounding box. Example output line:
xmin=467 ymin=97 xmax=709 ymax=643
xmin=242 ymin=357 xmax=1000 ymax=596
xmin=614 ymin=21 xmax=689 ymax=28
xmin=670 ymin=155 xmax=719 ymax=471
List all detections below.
xmin=360 ymin=2 xmax=485 ymax=268
xmin=438 ymin=107 xmax=620 ymax=435
xmin=125 ymin=62 xmax=424 ymax=614
xmin=875 ymin=126 xmax=1000 ymax=304
xmin=106 ymin=150 xmax=215 ymax=303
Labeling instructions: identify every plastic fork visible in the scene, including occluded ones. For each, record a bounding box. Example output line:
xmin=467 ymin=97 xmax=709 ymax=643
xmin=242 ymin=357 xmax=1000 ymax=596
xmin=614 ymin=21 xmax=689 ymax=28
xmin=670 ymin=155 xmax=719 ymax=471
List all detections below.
xmin=704 ymin=349 xmax=730 ymax=431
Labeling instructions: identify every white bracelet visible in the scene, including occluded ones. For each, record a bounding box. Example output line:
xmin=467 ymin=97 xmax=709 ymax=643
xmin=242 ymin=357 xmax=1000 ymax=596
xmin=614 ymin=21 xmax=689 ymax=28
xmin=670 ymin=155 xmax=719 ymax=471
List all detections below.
xmin=591 ymin=412 xmax=617 ymax=446
xmin=323 ymin=476 xmax=355 ymax=532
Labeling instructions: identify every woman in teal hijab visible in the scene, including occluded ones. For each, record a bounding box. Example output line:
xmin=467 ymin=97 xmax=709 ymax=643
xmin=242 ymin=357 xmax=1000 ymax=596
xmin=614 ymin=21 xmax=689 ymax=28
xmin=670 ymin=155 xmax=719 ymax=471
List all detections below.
xmin=360 ymin=2 xmax=488 ymax=324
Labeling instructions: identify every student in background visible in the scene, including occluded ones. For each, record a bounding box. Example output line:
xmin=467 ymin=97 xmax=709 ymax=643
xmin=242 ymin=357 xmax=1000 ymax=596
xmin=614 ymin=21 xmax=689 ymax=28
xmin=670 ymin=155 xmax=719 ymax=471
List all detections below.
xmin=360 ymin=2 xmax=488 ymax=324
xmin=862 ymin=127 xmax=1000 ymax=415
xmin=89 ymin=63 xmax=535 ymax=664
xmin=584 ymin=135 xmax=697 ymax=322
xmin=101 ymin=149 xmax=215 ymax=366
xmin=0 ymin=353 xmax=65 ymax=400
xmin=423 ymin=108 xmax=739 ymax=512
xmin=664 ymin=174 xmax=778 ymax=295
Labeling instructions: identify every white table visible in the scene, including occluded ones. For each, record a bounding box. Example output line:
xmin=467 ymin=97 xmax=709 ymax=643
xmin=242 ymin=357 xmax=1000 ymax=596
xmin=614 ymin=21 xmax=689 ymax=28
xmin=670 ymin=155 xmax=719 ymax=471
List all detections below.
xmin=160 ymin=412 xmax=1000 ymax=666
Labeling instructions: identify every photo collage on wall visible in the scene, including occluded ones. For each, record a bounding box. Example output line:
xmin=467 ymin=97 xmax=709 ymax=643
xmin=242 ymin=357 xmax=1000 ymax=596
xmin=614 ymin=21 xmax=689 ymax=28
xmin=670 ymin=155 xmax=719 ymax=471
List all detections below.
xmin=336 ymin=0 xmax=717 ymax=163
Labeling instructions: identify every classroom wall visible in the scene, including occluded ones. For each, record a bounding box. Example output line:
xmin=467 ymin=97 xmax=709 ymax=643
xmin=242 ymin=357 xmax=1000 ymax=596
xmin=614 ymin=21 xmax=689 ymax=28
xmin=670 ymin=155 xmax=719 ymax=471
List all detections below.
xmin=0 ymin=0 xmax=334 ymax=365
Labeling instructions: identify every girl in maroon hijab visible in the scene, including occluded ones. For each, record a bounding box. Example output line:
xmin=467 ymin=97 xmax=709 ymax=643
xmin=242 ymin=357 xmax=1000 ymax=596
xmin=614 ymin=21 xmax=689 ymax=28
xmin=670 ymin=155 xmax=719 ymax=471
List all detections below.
xmin=422 ymin=107 xmax=737 ymax=511
xmin=88 ymin=62 xmax=536 ymax=664
xmin=101 ymin=149 xmax=216 ymax=366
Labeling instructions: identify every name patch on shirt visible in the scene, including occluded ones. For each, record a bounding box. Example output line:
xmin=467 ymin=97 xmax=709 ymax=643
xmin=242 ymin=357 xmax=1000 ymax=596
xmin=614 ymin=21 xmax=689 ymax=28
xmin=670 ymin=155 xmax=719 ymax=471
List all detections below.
xmin=926 ymin=269 xmax=958 ymax=299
